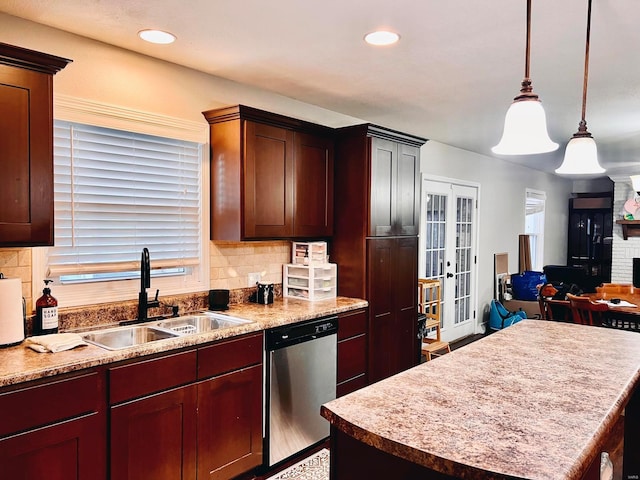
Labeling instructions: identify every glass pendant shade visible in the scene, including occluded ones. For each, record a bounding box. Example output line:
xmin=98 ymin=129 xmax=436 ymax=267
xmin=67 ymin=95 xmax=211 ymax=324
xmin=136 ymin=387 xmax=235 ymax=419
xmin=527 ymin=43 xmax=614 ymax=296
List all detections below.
xmin=492 ymin=98 xmax=559 ymax=155
xmin=556 ymin=0 xmax=604 ymax=176
xmin=555 ymin=134 xmax=604 ymax=174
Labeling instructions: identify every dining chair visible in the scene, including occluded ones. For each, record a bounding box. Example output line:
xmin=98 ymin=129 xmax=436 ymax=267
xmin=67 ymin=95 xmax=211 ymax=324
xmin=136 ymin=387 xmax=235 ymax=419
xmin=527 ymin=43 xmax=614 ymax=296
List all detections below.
xmin=538 ymin=295 xmax=571 ymax=321
xmin=418 ymin=279 xmax=450 ymax=361
xmin=566 ymin=293 xmax=610 ymax=327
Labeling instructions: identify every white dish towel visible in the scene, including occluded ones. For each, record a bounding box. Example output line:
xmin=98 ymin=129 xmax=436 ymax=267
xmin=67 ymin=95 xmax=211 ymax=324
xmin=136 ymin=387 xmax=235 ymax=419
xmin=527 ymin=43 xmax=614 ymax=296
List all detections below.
xmin=25 ymin=333 xmax=88 ymax=353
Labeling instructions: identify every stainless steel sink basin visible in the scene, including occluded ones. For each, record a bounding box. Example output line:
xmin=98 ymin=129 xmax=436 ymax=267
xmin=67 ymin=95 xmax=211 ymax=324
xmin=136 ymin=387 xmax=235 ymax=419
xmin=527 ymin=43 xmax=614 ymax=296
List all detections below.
xmin=82 ymin=325 xmax=181 ymax=350
xmin=154 ymin=313 xmax=254 ymax=335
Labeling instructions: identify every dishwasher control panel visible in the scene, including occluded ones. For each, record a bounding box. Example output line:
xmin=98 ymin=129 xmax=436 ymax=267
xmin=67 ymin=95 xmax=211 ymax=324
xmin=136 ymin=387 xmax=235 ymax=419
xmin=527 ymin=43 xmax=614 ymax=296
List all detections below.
xmin=266 ymin=315 xmax=338 ymax=350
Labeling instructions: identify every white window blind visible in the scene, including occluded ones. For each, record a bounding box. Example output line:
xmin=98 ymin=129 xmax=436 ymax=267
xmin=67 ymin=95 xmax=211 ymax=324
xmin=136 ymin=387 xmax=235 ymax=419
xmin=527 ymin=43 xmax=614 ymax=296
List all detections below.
xmin=49 ymin=120 xmax=201 ymax=278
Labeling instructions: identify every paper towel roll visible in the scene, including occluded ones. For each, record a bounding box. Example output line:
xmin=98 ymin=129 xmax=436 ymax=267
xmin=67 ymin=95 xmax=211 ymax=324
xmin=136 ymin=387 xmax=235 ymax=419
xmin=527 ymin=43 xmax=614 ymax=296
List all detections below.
xmin=0 ymin=277 xmax=25 ymax=346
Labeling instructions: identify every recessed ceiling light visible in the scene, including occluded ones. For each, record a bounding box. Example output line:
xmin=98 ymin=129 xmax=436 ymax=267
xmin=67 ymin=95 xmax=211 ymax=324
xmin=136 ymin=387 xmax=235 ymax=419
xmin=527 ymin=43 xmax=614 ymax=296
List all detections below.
xmin=138 ymin=29 xmax=176 ymax=45
xmin=364 ymin=30 xmax=400 ymax=46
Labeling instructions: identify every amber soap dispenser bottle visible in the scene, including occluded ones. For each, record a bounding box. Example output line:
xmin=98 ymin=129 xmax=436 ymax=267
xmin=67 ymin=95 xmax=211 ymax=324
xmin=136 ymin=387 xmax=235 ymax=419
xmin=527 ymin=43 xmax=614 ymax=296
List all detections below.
xmin=34 ymin=279 xmax=58 ymax=335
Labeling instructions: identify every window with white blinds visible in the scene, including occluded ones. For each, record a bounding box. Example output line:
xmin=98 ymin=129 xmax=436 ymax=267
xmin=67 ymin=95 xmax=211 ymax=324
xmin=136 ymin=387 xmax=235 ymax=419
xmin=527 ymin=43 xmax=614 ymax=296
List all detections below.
xmin=49 ymin=120 xmax=202 ymax=281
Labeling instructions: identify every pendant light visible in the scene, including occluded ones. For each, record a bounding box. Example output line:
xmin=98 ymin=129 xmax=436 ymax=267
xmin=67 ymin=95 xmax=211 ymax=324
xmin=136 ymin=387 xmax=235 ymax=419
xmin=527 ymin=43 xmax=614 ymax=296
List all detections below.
xmin=555 ymin=0 xmax=604 ymax=174
xmin=492 ymin=0 xmax=558 ymax=155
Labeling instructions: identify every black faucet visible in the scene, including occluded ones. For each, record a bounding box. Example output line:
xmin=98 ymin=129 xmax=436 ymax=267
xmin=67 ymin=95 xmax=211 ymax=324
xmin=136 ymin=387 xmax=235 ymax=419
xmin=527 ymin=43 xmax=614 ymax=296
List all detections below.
xmin=137 ymin=247 xmax=160 ymax=323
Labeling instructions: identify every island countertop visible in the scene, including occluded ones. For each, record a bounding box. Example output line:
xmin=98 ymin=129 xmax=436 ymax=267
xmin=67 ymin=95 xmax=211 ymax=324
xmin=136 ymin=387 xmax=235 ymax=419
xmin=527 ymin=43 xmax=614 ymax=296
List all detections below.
xmin=321 ymin=320 xmax=640 ymax=480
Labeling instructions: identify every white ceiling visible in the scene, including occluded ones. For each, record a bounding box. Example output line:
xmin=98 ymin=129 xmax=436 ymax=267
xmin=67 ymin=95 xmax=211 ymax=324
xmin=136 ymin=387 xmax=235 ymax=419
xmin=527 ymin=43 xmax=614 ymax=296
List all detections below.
xmin=3 ymin=0 xmax=640 ymax=176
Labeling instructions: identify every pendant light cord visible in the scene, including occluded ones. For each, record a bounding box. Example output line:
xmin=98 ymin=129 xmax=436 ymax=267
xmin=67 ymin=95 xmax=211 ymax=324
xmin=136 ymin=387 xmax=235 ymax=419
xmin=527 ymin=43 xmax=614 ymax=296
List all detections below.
xmin=516 ymin=0 xmax=536 ymax=99
xmin=579 ymin=0 xmax=592 ymax=131
xmin=524 ymin=0 xmax=531 ymax=80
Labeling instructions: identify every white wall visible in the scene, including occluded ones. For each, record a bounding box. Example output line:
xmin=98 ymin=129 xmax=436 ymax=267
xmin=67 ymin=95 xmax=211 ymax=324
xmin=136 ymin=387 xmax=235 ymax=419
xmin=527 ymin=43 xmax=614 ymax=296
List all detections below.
xmin=421 ymin=141 xmax=574 ymax=326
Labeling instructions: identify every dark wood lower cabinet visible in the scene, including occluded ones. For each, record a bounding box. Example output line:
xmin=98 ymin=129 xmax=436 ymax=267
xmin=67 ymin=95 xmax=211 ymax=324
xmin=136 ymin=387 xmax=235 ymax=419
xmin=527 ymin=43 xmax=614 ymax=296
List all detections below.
xmin=0 ymin=369 xmax=106 ymax=480
xmin=109 ymin=333 xmax=263 ymax=480
xmin=367 ymin=237 xmax=418 ymax=383
xmin=0 ymin=413 xmax=105 ymax=480
xmin=0 ymin=332 xmax=264 ymax=480
xmin=110 ymin=385 xmax=198 ymax=480
xmin=337 ymin=308 xmax=368 ymax=397
xmin=197 ymin=365 xmax=263 ymax=480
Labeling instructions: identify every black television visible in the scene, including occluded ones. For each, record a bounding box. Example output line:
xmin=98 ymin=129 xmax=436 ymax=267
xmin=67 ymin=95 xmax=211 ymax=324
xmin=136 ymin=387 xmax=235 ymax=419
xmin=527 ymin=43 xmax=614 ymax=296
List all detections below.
xmin=633 ymin=258 xmax=640 ymax=288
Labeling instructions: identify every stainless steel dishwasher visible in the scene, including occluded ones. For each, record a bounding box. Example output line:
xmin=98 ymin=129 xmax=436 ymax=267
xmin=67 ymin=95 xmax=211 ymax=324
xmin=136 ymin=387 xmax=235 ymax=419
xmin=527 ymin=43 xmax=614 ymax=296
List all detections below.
xmin=264 ymin=315 xmax=337 ymax=467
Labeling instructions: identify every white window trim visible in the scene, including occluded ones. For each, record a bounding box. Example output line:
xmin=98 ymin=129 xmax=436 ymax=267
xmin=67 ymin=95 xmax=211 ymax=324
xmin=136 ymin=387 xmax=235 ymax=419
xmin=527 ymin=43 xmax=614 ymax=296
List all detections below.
xmin=525 ymin=188 xmax=546 ymax=272
xmin=32 ymin=95 xmax=210 ymax=309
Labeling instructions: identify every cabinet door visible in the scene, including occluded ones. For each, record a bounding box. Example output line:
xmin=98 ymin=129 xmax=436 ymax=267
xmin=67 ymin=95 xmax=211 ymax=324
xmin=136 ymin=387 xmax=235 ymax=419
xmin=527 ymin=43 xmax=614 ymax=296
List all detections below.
xmin=370 ymin=138 xmax=396 ymax=236
xmin=110 ymin=385 xmax=197 ymax=480
xmin=369 ymin=138 xmax=420 ymax=237
xmin=293 ymin=132 xmax=334 ymax=237
xmin=367 ymin=237 xmax=418 ymax=383
xmin=396 ymin=143 xmax=421 ymax=236
xmin=0 ymin=64 xmax=54 ymax=246
xmin=367 ymin=238 xmax=397 ymax=382
xmin=244 ymin=121 xmax=295 ymax=238
xmin=0 ymin=413 xmax=105 ymax=480
xmin=394 ymin=236 xmax=419 ymax=372
xmin=197 ymin=364 xmax=263 ymax=480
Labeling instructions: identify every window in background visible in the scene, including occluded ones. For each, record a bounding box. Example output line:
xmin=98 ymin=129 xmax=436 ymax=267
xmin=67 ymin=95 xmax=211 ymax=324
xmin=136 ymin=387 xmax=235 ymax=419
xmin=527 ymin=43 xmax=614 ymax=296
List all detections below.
xmin=33 ymin=103 xmax=208 ymax=308
xmin=525 ymin=189 xmax=546 ymax=271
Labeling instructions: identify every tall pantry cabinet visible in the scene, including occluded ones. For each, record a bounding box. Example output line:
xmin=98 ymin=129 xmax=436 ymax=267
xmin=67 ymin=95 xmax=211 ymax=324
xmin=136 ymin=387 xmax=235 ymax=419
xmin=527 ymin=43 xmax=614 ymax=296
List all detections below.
xmin=332 ymin=124 xmax=426 ymax=383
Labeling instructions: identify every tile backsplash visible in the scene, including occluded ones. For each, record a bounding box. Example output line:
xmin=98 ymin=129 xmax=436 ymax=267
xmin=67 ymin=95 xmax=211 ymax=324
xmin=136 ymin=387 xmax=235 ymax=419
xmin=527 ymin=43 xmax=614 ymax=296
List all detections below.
xmin=0 ymin=248 xmax=32 ymax=312
xmin=0 ymin=240 xmax=291 ymax=316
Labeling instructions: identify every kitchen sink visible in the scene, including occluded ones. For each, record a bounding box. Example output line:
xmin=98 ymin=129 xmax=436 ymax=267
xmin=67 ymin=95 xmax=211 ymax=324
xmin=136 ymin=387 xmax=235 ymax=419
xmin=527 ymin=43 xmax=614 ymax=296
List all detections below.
xmin=154 ymin=312 xmax=254 ymax=335
xmin=81 ymin=325 xmax=181 ymax=351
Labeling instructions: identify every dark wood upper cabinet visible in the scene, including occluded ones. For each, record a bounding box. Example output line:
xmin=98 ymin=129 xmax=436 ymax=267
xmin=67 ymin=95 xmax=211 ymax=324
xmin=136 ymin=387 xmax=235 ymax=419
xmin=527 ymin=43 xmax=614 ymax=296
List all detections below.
xmin=203 ymin=105 xmax=334 ymax=240
xmin=370 ymin=134 xmax=422 ymax=236
xmin=0 ymin=43 xmax=71 ymax=246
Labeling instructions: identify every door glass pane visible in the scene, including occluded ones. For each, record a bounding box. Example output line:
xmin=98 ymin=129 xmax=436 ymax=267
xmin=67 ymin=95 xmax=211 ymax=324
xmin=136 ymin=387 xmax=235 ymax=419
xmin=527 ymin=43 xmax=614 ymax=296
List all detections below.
xmin=455 ymin=196 xmax=473 ymax=325
xmin=424 ymin=193 xmax=447 ymax=324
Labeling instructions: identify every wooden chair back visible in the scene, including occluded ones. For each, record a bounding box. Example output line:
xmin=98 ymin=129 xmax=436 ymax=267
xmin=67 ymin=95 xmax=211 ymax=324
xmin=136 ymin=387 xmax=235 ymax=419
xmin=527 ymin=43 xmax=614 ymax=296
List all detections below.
xmin=566 ymin=293 xmax=609 ymax=326
xmin=596 ymin=283 xmax=634 ymax=296
xmin=538 ymin=296 xmax=571 ymax=321
xmin=418 ymin=279 xmax=450 ymax=361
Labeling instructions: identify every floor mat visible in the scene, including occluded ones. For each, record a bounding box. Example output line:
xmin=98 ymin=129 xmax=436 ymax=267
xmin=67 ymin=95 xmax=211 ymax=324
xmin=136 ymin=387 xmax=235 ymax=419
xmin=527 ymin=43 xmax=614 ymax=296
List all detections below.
xmin=265 ymin=448 xmax=329 ymax=480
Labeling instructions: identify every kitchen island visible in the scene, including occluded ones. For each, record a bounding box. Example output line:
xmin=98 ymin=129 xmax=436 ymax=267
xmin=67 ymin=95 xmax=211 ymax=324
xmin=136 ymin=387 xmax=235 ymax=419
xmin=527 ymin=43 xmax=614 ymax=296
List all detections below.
xmin=321 ymin=320 xmax=640 ymax=480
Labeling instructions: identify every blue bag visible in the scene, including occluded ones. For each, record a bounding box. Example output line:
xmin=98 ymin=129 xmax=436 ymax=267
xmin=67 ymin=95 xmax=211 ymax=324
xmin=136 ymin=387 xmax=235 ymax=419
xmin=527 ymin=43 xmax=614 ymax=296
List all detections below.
xmin=489 ymin=299 xmax=526 ymax=330
xmin=511 ymin=271 xmax=546 ymax=301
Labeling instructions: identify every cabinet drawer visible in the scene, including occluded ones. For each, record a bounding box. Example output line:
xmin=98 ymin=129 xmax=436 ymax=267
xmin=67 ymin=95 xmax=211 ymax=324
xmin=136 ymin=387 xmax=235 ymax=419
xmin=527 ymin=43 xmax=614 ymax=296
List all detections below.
xmin=337 ymin=334 xmax=367 ymax=384
xmin=109 ymin=350 xmax=197 ymax=404
xmin=0 ymin=370 xmax=103 ymax=437
xmin=338 ymin=309 xmax=367 ymax=340
xmin=198 ymin=332 xmax=263 ymax=380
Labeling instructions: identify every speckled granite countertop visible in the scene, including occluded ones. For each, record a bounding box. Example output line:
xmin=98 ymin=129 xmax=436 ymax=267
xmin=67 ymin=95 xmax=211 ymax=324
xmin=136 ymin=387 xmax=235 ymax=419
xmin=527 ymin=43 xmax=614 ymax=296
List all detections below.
xmin=321 ymin=320 xmax=640 ymax=480
xmin=0 ymin=296 xmax=367 ymax=388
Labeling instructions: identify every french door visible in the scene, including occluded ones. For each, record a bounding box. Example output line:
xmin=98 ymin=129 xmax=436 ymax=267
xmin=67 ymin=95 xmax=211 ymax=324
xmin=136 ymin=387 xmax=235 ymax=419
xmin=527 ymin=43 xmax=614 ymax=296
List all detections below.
xmin=419 ymin=178 xmax=478 ymax=342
